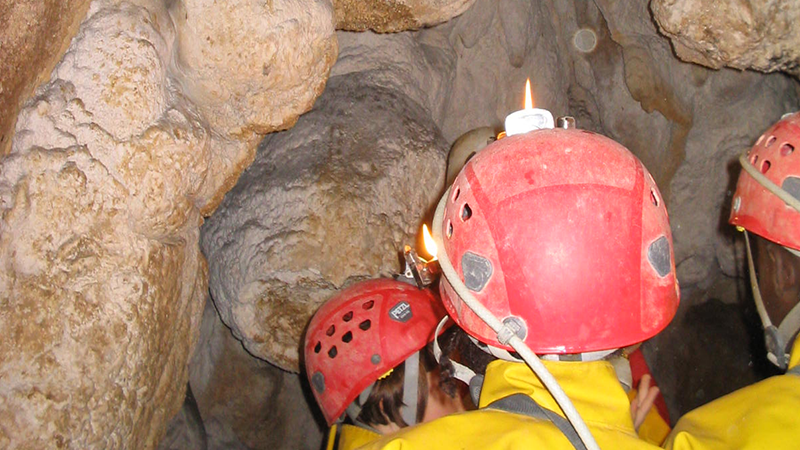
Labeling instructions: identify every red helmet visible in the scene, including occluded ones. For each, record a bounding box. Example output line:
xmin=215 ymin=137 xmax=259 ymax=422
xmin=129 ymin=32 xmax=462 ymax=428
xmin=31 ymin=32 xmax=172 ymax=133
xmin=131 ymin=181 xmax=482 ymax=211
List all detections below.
xmin=730 ymin=112 xmax=800 ymax=250
xmin=304 ymin=279 xmax=446 ymax=425
xmin=439 ymin=129 xmax=679 ymax=354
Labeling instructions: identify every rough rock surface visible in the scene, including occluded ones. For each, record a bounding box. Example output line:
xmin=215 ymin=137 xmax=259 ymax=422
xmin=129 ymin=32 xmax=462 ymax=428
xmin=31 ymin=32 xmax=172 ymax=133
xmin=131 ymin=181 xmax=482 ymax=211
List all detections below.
xmin=0 ymin=0 xmax=338 ymax=447
xmin=332 ymin=0 xmax=476 ymax=32
xmin=332 ymin=30 xmax=456 ymax=124
xmin=177 ymin=300 xmax=325 ymax=449
xmin=201 ymin=73 xmax=448 ymax=372
xmin=170 ymin=0 xmax=338 ymax=139
xmin=0 ymin=0 xmax=91 ymax=155
xmin=652 ymin=0 xmax=800 ymax=77
xmin=157 ymin=384 xmax=208 ymax=450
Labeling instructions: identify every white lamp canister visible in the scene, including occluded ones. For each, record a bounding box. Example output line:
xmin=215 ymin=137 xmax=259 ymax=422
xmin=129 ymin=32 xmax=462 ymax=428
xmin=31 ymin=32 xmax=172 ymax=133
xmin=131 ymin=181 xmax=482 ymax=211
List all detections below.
xmin=504 ymin=107 xmax=555 ymax=136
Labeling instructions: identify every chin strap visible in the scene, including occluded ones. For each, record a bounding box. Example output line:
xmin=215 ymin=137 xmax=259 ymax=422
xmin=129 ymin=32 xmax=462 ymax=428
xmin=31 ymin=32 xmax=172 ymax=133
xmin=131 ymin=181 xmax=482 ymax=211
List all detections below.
xmin=432 ymin=186 xmax=600 ymax=450
xmin=400 ymin=351 xmax=420 ymax=427
xmin=345 ymin=350 xmax=421 ymax=429
xmin=737 ymin=150 xmax=800 ymax=370
xmin=742 ymin=230 xmax=800 ymax=370
xmin=433 ymin=317 xmax=477 ymax=384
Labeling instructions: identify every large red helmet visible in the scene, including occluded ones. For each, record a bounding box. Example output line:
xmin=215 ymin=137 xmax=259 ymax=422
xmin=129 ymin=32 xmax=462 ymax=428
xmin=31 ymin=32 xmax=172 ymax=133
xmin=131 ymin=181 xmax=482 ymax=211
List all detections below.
xmin=304 ymin=279 xmax=446 ymax=425
xmin=730 ymin=112 xmax=800 ymax=250
xmin=439 ymin=129 xmax=679 ymax=354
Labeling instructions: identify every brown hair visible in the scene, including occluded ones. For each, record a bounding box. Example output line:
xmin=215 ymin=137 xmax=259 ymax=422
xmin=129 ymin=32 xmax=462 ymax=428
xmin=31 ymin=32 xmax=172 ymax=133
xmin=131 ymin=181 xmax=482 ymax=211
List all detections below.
xmin=356 ymin=328 xmax=461 ymax=427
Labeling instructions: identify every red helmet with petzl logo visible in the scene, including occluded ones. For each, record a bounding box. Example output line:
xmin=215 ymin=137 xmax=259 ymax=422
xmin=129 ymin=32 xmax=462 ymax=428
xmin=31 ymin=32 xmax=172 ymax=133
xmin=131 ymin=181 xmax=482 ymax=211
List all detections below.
xmin=439 ymin=129 xmax=679 ymax=354
xmin=304 ymin=279 xmax=446 ymax=425
xmin=730 ymin=112 xmax=800 ymax=250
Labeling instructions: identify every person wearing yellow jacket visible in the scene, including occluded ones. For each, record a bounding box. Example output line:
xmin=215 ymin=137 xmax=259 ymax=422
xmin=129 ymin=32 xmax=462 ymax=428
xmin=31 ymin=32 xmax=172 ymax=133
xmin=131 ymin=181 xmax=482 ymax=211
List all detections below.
xmin=303 ymin=279 xmax=469 ymax=450
xmin=664 ymin=112 xmax=800 ymax=450
xmin=360 ymin=122 xmax=680 ymax=449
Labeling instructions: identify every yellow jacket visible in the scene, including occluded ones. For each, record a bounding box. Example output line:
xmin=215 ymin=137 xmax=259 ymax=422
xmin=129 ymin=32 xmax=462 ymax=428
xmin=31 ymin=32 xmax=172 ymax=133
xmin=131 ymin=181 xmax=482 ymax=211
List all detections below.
xmin=326 ymin=424 xmax=381 ymax=450
xmin=357 ymin=359 xmax=662 ymax=449
xmin=664 ymin=337 xmax=800 ymax=450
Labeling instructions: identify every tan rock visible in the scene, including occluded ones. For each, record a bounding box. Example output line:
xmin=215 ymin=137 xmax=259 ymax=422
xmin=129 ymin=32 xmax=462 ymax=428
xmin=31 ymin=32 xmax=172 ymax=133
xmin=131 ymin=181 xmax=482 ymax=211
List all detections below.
xmin=200 ymin=74 xmax=448 ymax=372
xmin=0 ymin=0 xmax=91 ymax=156
xmin=332 ymin=0 xmax=476 ymax=32
xmin=0 ymin=146 xmax=208 ymax=448
xmin=651 ymin=0 xmax=800 ymax=77
xmin=0 ymin=0 xmax=336 ymax=445
xmin=169 ymin=0 xmax=338 ymax=139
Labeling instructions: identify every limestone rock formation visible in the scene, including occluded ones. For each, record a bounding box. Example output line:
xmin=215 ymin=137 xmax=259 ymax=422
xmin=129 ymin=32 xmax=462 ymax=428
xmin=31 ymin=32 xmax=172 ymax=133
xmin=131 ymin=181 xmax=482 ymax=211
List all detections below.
xmin=0 ymin=0 xmax=91 ymax=155
xmin=332 ymin=0 xmax=476 ymax=32
xmin=170 ymin=0 xmax=338 ymax=139
xmin=331 ymin=30 xmax=456 ymax=124
xmin=0 ymin=0 xmax=338 ymax=447
xmin=651 ymin=0 xmax=800 ymax=77
xmin=201 ymin=73 xmax=448 ymax=372
xmin=158 ymin=384 xmax=208 ymax=450
xmin=179 ymin=300 xmax=325 ymax=449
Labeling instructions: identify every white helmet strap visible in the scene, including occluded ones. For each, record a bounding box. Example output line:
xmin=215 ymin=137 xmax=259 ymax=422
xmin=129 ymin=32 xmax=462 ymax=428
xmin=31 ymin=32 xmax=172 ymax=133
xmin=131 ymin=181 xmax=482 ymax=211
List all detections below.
xmin=743 ymin=230 xmax=800 ymax=370
xmin=432 ymin=316 xmax=477 ymax=385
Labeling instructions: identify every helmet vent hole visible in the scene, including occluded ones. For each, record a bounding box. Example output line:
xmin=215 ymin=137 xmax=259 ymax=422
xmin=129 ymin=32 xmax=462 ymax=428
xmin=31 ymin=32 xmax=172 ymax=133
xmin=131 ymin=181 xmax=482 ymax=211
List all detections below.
xmin=358 ymin=319 xmax=371 ymax=331
xmin=341 ymin=331 xmax=353 ymax=343
xmin=326 ymin=325 xmax=335 ymax=336
xmin=446 ymin=220 xmax=453 ymax=239
xmin=452 ymin=187 xmax=460 ymax=201
xmin=362 ymin=300 xmax=374 ymax=310
xmin=781 ymin=143 xmax=795 ymax=157
xmin=751 ymin=154 xmax=759 ymax=165
xmin=766 ymin=136 xmax=777 ymax=147
xmin=461 ymin=204 xmax=472 ymax=221
xmin=756 ymin=134 xmax=765 ymax=146
xmin=314 ymin=342 xmax=321 ymax=353
xmin=328 ymin=346 xmax=338 ymax=358
xmin=650 ymin=189 xmax=660 ymax=207
xmin=342 ymin=311 xmax=353 ymax=322
xmin=761 ymin=160 xmax=771 ymax=174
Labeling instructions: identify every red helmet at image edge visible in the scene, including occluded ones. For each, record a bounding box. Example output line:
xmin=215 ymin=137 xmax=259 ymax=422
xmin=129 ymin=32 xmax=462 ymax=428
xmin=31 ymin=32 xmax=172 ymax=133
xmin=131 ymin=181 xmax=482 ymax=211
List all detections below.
xmin=304 ymin=279 xmax=447 ymax=425
xmin=730 ymin=112 xmax=800 ymax=250
xmin=439 ymin=128 xmax=680 ymax=354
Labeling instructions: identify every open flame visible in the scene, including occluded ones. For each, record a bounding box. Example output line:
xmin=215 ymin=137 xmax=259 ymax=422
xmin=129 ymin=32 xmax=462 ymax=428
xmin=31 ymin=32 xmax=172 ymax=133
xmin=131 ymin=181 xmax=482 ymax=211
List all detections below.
xmin=422 ymin=224 xmax=438 ymax=261
xmin=524 ymin=78 xmax=534 ymax=110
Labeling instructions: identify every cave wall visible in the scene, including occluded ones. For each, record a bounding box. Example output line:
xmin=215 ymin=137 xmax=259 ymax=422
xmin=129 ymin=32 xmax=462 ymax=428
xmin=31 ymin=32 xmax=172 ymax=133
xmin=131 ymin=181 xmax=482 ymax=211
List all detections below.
xmin=2 ymin=0 xmax=800 ymax=448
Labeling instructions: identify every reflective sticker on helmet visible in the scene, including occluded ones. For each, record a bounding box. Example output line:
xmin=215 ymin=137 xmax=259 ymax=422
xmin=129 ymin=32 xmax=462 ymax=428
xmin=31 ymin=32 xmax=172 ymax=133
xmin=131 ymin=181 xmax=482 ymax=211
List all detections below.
xmin=389 ymin=301 xmax=413 ymax=323
xmin=781 ymin=176 xmax=800 ymax=201
xmin=648 ymin=236 xmax=671 ymax=277
xmin=462 ymin=252 xmax=493 ymax=292
xmin=312 ymin=371 xmax=325 ymax=393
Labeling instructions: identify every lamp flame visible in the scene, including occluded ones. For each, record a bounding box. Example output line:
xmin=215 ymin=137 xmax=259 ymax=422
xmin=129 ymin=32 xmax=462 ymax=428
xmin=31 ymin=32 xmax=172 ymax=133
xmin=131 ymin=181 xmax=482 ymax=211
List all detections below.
xmin=524 ymin=78 xmax=534 ymax=110
xmin=422 ymin=224 xmax=438 ymax=261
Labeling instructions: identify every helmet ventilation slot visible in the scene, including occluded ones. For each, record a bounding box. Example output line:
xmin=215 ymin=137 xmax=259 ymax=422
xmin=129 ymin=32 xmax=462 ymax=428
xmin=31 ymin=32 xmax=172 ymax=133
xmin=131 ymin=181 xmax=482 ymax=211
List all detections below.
xmin=328 ymin=346 xmax=338 ymax=358
xmin=766 ymin=135 xmax=777 ymax=147
xmin=761 ymin=160 xmax=771 ymax=174
xmin=359 ymin=319 xmax=371 ymax=331
xmin=781 ymin=143 xmax=795 ymax=157
xmin=461 ymin=203 xmax=472 ymax=221
xmin=341 ymin=331 xmax=353 ymax=343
